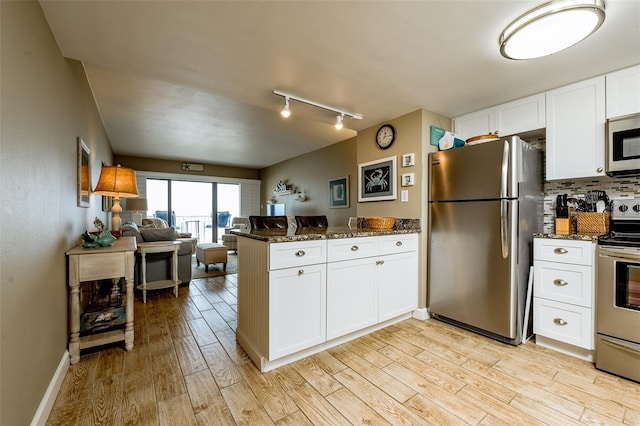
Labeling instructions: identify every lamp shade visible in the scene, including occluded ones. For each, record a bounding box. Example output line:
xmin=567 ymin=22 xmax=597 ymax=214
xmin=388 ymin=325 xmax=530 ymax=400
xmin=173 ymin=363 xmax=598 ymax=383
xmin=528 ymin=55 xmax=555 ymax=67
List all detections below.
xmin=93 ymin=165 xmax=139 ymax=198
xmin=125 ymin=197 xmax=148 ymax=211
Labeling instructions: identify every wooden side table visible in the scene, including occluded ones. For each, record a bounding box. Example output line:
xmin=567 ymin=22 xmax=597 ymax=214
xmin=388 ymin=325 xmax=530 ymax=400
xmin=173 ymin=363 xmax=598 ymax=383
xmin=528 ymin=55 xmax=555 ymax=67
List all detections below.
xmin=137 ymin=241 xmax=181 ymax=303
xmin=66 ymin=236 xmax=137 ymax=365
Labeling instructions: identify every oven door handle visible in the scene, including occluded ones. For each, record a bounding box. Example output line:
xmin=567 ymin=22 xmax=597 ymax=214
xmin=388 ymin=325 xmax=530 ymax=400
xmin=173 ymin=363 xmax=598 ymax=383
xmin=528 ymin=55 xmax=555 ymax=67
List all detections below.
xmin=600 ymin=337 xmax=640 ymax=358
xmin=598 ymin=248 xmax=640 ymax=261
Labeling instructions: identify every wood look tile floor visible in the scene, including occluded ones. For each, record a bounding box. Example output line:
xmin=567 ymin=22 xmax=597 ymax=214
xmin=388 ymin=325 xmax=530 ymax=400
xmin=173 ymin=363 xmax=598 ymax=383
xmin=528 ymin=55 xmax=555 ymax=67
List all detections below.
xmin=47 ymin=272 xmax=640 ymax=425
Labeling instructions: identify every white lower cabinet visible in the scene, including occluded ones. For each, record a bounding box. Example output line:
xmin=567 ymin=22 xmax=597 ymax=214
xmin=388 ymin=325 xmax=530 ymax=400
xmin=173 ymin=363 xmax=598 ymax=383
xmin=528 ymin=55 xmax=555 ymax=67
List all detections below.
xmin=237 ymin=233 xmax=419 ymax=372
xmin=378 ymin=251 xmax=418 ymax=322
xmin=533 ymin=238 xmax=596 ymax=360
xmin=327 ymin=258 xmax=377 ymax=340
xmin=269 ymin=264 xmax=326 ymax=359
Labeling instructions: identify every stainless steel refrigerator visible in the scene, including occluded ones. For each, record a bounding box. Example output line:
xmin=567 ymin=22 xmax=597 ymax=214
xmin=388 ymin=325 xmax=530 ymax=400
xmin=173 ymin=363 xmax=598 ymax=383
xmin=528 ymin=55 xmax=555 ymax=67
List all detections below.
xmin=428 ymin=136 xmax=542 ymax=345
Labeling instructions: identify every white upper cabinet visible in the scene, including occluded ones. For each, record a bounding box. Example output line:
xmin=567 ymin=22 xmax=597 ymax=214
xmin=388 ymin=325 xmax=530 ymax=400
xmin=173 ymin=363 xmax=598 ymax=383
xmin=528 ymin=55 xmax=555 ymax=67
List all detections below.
xmin=495 ymin=94 xmax=546 ymax=136
xmin=545 ymin=76 xmax=606 ymax=180
xmin=453 ymin=107 xmax=495 ymax=141
xmin=606 ymin=65 xmax=640 ymax=119
xmin=453 ymin=94 xmax=545 ymax=140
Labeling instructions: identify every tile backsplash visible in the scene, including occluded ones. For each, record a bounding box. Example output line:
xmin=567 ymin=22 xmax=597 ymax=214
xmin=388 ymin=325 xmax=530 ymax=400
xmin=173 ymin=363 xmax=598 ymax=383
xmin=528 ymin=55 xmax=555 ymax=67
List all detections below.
xmin=524 ymin=135 xmax=640 ymax=233
xmin=543 ymin=176 xmax=640 ymax=233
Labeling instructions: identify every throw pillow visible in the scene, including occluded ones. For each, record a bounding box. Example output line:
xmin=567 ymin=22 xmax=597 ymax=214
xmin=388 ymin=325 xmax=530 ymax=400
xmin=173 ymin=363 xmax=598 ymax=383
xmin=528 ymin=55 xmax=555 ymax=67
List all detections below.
xmin=121 ymin=223 xmax=143 ymax=243
xmin=140 ymin=227 xmax=176 ymax=242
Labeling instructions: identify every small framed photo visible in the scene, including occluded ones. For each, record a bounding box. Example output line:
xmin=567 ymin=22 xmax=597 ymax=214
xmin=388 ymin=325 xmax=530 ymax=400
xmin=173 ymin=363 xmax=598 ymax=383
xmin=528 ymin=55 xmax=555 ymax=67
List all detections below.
xmin=77 ymin=137 xmax=91 ymax=208
xmin=358 ymin=156 xmax=397 ymax=202
xmin=401 ymin=173 xmax=415 ymax=187
xmin=402 ymin=153 xmax=415 ymax=167
xmin=329 ymin=176 xmax=349 ymax=208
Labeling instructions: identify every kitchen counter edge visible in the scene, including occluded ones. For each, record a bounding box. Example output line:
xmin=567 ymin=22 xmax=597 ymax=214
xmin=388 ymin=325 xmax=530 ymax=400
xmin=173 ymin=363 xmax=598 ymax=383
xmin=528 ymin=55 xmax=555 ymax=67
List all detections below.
xmin=233 ymin=226 xmax=421 ymax=243
xmin=534 ymin=233 xmax=600 ymax=242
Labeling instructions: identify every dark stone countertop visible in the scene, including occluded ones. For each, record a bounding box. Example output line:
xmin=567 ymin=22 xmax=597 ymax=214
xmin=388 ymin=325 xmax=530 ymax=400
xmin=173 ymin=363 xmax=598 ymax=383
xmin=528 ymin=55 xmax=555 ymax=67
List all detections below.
xmin=534 ymin=233 xmax=600 ymax=242
xmin=233 ymin=220 xmax=421 ymax=243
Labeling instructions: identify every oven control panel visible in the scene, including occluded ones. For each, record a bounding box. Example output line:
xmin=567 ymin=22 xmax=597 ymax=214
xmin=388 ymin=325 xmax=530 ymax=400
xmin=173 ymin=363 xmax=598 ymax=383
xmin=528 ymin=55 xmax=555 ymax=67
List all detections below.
xmin=611 ymin=198 xmax=640 ymax=220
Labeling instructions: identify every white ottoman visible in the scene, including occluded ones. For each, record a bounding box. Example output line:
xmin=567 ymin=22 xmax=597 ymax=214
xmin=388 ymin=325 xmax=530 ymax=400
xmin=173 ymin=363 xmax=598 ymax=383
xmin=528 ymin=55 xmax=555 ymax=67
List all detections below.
xmin=195 ymin=243 xmax=228 ymax=272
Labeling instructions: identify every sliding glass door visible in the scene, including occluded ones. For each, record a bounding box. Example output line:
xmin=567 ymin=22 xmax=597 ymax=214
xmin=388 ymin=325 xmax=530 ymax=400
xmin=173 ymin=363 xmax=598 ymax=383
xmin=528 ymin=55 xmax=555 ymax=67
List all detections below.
xmin=146 ymin=178 xmax=240 ymax=244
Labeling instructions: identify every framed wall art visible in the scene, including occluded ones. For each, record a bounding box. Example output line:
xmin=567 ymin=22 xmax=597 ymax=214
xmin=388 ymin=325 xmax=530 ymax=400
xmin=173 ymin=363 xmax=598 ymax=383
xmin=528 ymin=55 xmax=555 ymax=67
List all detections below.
xmin=329 ymin=176 xmax=349 ymax=208
xmin=402 ymin=153 xmax=415 ymax=167
xmin=358 ymin=156 xmax=397 ymax=202
xmin=77 ymin=137 xmax=91 ymax=208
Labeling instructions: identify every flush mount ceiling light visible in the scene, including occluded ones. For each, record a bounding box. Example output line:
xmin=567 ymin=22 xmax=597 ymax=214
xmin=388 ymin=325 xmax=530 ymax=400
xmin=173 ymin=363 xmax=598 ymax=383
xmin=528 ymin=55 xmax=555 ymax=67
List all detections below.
xmin=499 ymin=0 xmax=606 ymax=60
xmin=273 ymin=90 xmax=363 ymax=130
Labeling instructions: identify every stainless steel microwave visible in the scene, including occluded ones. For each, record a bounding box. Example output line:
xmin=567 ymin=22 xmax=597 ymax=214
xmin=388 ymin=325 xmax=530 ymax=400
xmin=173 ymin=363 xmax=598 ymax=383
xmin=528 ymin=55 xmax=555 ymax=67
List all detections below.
xmin=606 ymin=113 xmax=640 ymax=177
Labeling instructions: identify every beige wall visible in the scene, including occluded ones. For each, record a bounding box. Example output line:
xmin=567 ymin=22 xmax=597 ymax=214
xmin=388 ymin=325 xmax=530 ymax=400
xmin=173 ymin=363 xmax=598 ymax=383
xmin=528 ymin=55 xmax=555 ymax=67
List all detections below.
xmin=115 ymin=155 xmax=260 ymax=180
xmin=261 ymin=110 xmax=451 ymax=310
xmin=259 ymin=137 xmax=357 ymax=226
xmin=356 ymin=110 xmax=424 ymax=219
xmin=0 ymin=2 xmax=114 ymax=424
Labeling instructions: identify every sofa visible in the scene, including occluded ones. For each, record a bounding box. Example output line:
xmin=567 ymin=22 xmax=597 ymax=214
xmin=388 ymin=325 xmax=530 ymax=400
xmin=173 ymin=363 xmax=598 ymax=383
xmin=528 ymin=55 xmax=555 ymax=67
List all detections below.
xmin=121 ymin=221 xmax=194 ymax=286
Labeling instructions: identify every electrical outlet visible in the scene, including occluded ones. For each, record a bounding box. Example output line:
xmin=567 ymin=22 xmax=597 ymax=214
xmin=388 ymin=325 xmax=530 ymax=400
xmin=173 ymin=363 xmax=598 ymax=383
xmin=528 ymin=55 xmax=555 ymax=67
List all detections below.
xmin=401 ymin=190 xmax=409 ymax=202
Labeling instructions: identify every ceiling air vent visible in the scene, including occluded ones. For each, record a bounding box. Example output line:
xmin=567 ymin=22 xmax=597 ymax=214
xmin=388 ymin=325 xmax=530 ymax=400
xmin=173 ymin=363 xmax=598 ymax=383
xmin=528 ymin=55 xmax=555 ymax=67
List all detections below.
xmin=182 ymin=163 xmax=204 ymax=172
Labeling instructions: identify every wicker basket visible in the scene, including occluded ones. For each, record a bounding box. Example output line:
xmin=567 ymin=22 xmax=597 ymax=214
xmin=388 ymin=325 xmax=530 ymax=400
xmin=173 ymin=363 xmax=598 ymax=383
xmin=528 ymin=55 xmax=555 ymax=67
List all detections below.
xmin=576 ymin=212 xmax=610 ymax=235
xmin=366 ymin=217 xmax=396 ymax=230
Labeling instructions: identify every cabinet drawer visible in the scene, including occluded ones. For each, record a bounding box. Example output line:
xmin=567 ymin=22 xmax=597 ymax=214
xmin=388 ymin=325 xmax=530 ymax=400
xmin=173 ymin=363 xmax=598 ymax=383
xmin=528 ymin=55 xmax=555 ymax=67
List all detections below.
xmin=534 ymin=261 xmax=593 ymax=307
xmin=269 ymin=240 xmax=327 ymax=270
xmin=327 ymin=237 xmax=377 ymax=262
xmin=533 ymin=298 xmax=593 ymax=349
xmin=78 ymin=253 xmax=126 ymax=281
xmin=534 ymin=238 xmax=594 ymax=265
xmin=377 ymin=233 xmax=418 ymax=256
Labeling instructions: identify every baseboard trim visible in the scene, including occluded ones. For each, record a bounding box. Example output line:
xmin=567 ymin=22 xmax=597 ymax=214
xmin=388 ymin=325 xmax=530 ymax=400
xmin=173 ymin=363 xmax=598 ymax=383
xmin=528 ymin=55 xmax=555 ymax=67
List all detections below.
xmin=31 ymin=350 xmax=69 ymax=426
xmin=412 ymin=307 xmax=430 ymax=321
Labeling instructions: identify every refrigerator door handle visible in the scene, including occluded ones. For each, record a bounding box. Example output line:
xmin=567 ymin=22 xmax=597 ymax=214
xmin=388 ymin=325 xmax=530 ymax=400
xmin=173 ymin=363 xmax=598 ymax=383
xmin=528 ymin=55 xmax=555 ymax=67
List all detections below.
xmin=500 ymin=140 xmax=510 ymax=198
xmin=500 ymin=199 xmax=509 ymax=258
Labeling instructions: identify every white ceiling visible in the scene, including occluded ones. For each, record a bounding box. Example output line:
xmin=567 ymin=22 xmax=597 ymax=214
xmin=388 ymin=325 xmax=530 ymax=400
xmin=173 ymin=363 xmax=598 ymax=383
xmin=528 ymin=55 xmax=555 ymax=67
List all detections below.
xmin=39 ymin=1 xmax=640 ymax=169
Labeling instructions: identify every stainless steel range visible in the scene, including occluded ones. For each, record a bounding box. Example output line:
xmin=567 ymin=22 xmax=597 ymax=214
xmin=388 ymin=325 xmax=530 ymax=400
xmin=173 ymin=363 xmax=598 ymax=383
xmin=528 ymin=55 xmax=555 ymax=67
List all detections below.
xmin=596 ymin=198 xmax=640 ymax=383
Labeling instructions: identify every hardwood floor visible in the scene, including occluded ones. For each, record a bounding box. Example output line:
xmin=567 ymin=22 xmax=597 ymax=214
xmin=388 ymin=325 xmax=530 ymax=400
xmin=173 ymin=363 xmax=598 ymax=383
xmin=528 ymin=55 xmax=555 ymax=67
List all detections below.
xmin=47 ymin=272 xmax=640 ymax=425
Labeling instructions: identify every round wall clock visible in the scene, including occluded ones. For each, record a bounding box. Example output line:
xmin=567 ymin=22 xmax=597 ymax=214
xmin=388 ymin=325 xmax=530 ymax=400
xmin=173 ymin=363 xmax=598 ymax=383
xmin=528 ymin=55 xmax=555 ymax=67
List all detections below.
xmin=376 ymin=124 xmax=396 ymax=149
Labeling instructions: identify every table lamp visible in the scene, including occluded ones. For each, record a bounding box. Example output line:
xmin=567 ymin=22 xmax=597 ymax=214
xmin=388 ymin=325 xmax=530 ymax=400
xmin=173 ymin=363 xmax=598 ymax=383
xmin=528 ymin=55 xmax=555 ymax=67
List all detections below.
xmin=93 ymin=165 xmax=139 ymax=231
xmin=125 ymin=197 xmax=148 ymax=226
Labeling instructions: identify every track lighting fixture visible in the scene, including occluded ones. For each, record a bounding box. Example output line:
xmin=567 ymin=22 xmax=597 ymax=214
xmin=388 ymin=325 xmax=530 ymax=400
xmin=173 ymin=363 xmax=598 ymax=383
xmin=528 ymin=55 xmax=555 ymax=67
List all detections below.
xmin=273 ymin=90 xmax=364 ymax=130
xmin=281 ymin=97 xmax=291 ymax=118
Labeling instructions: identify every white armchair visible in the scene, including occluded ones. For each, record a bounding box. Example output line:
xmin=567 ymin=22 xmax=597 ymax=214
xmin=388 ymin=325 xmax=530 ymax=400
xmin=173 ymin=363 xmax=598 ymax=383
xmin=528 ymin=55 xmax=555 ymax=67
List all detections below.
xmin=221 ymin=217 xmax=249 ymax=252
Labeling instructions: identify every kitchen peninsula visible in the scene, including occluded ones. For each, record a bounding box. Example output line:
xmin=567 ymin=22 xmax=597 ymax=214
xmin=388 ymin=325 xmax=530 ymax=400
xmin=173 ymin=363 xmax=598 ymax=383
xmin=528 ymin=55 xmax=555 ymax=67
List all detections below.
xmin=234 ymin=222 xmax=420 ymax=372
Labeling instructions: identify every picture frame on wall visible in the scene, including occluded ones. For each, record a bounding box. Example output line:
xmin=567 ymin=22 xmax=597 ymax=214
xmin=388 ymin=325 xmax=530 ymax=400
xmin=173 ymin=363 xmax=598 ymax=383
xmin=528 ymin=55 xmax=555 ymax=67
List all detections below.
xmin=77 ymin=137 xmax=91 ymax=208
xmin=358 ymin=156 xmax=397 ymax=202
xmin=329 ymin=176 xmax=349 ymax=208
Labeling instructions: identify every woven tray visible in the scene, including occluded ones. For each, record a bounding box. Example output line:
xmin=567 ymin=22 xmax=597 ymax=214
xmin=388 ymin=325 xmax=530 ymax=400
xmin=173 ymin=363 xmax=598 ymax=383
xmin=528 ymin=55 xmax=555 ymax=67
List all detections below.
xmin=366 ymin=217 xmax=396 ymax=230
xmin=576 ymin=212 xmax=610 ymax=235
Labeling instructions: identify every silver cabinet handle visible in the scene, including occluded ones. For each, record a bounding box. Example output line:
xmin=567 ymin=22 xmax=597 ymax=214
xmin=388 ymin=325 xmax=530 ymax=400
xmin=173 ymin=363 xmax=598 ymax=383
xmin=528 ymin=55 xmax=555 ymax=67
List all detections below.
xmin=554 ymin=248 xmax=568 ymax=254
xmin=553 ymin=279 xmax=568 ymax=286
xmin=351 ymin=246 xmax=359 ymax=251
xmin=295 ymin=250 xmax=306 ymax=257
xmin=298 ymin=269 xmax=304 ymax=276
xmin=553 ymin=318 xmax=567 ymax=326
xmin=597 ymin=167 xmax=603 ymax=173
xmin=376 ymin=260 xmax=384 ymax=265
xmin=396 ymin=241 xmax=403 ymax=246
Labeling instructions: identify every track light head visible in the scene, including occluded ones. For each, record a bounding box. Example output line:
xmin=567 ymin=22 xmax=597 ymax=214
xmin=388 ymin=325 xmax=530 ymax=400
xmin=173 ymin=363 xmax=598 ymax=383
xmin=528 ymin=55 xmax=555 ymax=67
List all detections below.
xmin=281 ymin=97 xmax=291 ymax=118
xmin=335 ymin=114 xmax=344 ymax=130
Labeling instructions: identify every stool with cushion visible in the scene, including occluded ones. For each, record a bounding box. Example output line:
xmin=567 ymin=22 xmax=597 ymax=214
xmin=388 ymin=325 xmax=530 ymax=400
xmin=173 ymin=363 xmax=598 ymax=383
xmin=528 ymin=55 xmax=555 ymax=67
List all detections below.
xmin=196 ymin=243 xmax=228 ymax=272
